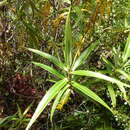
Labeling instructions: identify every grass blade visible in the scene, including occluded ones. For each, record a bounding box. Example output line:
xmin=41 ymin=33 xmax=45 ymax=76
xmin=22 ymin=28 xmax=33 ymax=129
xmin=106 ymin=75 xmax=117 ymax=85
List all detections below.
xmin=118 ymin=85 xmax=127 ymax=101
xmin=25 ymin=79 xmax=67 ymax=130
xmin=72 ymin=70 xmax=130 ymax=88
xmin=32 ymin=62 xmax=64 ymax=79
xmin=28 ymin=48 xmax=66 ymax=70
xmin=0 ymin=115 xmax=16 ymax=126
xmin=64 ymin=8 xmax=72 ymax=67
xmin=71 ymin=81 xmax=113 ymax=113
xmin=50 ymin=85 xmax=69 ymax=122
xmin=72 ymin=40 xmax=100 ymax=71
xmin=107 ymin=84 xmax=116 ymax=107
xmin=102 ymin=56 xmax=115 ymax=69
xmin=122 ymin=35 xmax=130 ymax=63
xmin=116 ymin=69 xmax=130 ymax=81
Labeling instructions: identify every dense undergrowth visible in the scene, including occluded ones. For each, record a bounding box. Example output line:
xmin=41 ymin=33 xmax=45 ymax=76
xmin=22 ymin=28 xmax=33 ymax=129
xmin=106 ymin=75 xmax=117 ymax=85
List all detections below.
xmin=0 ymin=0 xmax=130 ymax=130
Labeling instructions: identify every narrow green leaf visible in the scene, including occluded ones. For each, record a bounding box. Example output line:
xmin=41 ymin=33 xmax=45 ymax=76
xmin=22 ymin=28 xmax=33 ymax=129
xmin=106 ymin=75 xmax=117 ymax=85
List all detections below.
xmin=107 ymin=84 xmax=116 ymax=107
xmin=118 ymin=85 xmax=127 ymax=101
xmin=71 ymin=81 xmax=113 ymax=113
xmin=28 ymin=48 xmax=66 ymax=70
xmin=25 ymin=79 xmax=67 ymax=130
xmin=0 ymin=116 xmax=15 ymax=126
xmin=64 ymin=8 xmax=72 ymax=67
xmin=72 ymin=41 xmax=100 ymax=71
xmin=56 ymin=88 xmax=71 ymax=110
xmin=102 ymin=56 xmax=115 ymax=69
xmin=73 ymin=6 xmax=83 ymax=29
xmin=122 ymin=35 xmax=130 ymax=63
xmin=32 ymin=62 xmax=65 ymax=79
xmin=123 ymin=59 xmax=130 ymax=67
xmin=72 ymin=70 xmax=130 ymax=88
xmin=116 ymin=69 xmax=130 ymax=81
xmin=17 ymin=104 xmax=22 ymax=118
xmin=50 ymin=85 xmax=69 ymax=122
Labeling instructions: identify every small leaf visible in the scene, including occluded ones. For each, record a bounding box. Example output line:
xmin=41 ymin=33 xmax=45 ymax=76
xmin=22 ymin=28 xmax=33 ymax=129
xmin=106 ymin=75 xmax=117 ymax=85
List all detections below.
xmin=32 ymin=62 xmax=64 ymax=79
xmin=72 ymin=40 xmax=100 ymax=71
xmin=56 ymin=88 xmax=71 ymax=110
xmin=107 ymin=84 xmax=116 ymax=107
xmin=71 ymin=81 xmax=113 ymax=113
xmin=118 ymin=85 xmax=127 ymax=102
xmin=116 ymin=69 xmax=130 ymax=81
xmin=102 ymin=56 xmax=115 ymax=69
xmin=28 ymin=48 xmax=66 ymax=70
xmin=50 ymin=85 xmax=69 ymax=122
xmin=17 ymin=104 xmax=22 ymax=118
xmin=25 ymin=79 xmax=67 ymax=130
xmin=122 ymin=35 xmax=130 ymax=63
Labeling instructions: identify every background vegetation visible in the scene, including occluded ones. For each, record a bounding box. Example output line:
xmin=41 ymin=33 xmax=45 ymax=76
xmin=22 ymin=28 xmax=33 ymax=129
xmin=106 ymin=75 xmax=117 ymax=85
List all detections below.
xmin=0 ymin=0 xmax=130 ymax=130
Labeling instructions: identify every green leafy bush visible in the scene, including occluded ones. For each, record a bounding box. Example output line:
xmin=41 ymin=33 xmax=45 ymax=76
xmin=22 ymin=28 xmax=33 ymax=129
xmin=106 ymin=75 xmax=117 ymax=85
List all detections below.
xmin=26 ymin=9 xmax=130 ymax=130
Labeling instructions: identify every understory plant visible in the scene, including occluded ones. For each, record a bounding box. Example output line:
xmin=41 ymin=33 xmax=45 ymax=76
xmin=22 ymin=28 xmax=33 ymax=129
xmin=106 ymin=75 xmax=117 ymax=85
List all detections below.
xmin=0 ymin=103 xmax=33 ymax=129
xmin=26 ymin=9 xmax=130 ymax=130
xmin=102 ymin=35 xmax=130 ymax=107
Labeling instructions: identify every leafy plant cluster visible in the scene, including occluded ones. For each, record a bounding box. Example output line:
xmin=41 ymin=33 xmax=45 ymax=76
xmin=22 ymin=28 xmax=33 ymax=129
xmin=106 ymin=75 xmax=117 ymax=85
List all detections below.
xmin=0 ymin=0 xmax=130 ymax=130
